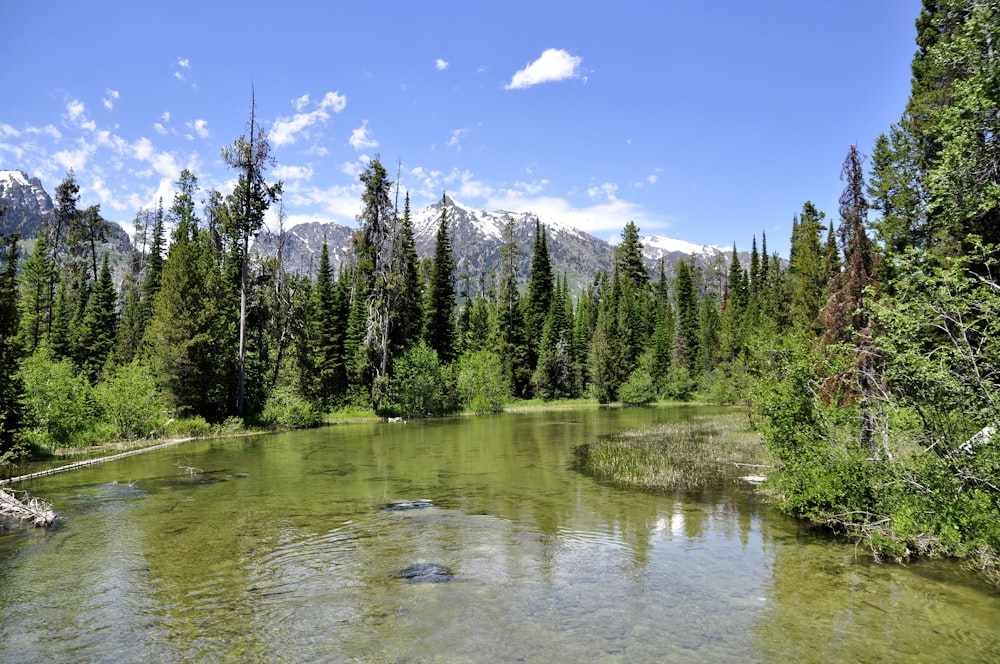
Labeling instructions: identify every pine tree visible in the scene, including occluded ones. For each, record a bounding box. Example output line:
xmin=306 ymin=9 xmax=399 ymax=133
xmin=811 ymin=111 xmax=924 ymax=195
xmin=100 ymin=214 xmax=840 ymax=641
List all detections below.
xmin=424 ymin=193 xmax=456 ymax=364
xmin=818 ymin=144 xmax=881 ymax=453
xmin=674 ymin=259 xmax=700 ymax=371
xmin=307 ymin=240 xmax=348 ymax=408
xmin=147 ymin=170 xmax=232 ymax=420
xmin=615 ymin=221 xmax=649 ymax=291
xmin=17 ymin=228 xmax=54 ymax=353
xmin=523 ymin=220 xmax=554 ymax=376
xmin=351 ymin=157 xmax=397 ymax=409
xmin=391 ymin=193 xmax=423 ymax=355
xmin=0 ymin=232 xmax=27 ymax=458
xmin=75 ymin=253 xmax=118 ymax=383
xmin=788 ymin=201 xmax=827 ymax=331
xmin=221 ymin=92 xmax=282 ymax=417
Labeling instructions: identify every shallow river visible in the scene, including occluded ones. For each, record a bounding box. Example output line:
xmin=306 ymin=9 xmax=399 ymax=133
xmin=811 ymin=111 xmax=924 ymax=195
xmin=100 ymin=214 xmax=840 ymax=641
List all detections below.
xmin=1 ymin=406 xmax=998 ymax=663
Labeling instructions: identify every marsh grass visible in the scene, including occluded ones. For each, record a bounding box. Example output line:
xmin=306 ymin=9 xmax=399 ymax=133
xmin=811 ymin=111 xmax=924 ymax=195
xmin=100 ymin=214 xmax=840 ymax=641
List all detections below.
xmin=576 ymin=411 xmax=768 ymax=491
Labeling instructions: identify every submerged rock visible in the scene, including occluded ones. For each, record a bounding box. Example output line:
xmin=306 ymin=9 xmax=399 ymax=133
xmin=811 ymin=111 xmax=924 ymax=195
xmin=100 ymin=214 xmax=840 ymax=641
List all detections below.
xmin=383 ymin=499 xmax=433 ymax=512
xmin=396 ymin=562 xmax=454 ymax=583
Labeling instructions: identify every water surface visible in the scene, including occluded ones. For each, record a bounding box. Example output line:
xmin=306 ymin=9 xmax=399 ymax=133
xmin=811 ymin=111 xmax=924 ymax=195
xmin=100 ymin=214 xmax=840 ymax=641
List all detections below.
xmin=0 ymin=406 xmax=998 ymax=662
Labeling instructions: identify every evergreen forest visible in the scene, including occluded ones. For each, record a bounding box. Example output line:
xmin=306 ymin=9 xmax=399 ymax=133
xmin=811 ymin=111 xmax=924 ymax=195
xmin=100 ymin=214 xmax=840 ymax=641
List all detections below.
xmin=2 ymin=0 xmax=1000 ymax=568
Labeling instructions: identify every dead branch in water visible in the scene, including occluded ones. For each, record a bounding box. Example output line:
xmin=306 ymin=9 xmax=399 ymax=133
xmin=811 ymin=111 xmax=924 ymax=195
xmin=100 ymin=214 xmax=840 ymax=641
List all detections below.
xmin=0 ymin=488 xmax=56 ymax=527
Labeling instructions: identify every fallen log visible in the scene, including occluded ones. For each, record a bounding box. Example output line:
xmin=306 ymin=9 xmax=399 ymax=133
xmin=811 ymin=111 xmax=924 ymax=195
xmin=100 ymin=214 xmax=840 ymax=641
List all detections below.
xmin=0 ymin=488 xmax=56 ymax=527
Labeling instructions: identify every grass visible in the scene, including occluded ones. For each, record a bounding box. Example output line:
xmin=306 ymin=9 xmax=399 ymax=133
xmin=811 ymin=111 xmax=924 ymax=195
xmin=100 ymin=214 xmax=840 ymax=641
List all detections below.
xmin=575 ymin=410 xmax=768 ymax=491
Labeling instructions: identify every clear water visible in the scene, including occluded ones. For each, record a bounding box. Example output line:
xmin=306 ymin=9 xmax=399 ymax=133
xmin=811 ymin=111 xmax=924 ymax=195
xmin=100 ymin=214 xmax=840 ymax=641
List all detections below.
xmin=0 ymin=406 xmax=998 ymax=663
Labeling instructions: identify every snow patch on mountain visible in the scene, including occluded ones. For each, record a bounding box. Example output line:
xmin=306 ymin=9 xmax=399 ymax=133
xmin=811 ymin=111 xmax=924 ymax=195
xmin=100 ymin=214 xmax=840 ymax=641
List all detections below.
xmin=641 ymin=234 xmax=724 ymax=259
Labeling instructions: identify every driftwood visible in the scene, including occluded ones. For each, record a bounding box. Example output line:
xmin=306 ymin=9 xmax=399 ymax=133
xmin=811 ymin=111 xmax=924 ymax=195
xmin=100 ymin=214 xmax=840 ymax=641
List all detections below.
xmin=0 ymin=488 xmax=56 ymax=527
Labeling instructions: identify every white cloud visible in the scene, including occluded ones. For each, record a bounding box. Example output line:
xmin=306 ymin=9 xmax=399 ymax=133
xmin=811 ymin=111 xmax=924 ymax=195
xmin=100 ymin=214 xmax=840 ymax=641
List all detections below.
xmin=153 ymin=123 xmax=168 ymax=135
xmin=435 ymin=58 xmax=449 ymax=71
xmin=161 ymin=111 xmax=171 ymax=122
xmin=53 ymin=139 xmax=96 ymax=173
xmin=349 ymin=120 xmax=378 ymax=150
xmin=505 ymin=48 xmax=583 ymax=90
xmin=102 ymin=89 xmax=119 ymax=111
xmin=186 ymin=119 xmax=210 ymax=139
xmin=271 ymin=90 xmax=347 ymax=147
xmin=177 ymin=57 xmax=190 ymax=69
xmin=483 ymin=193 xmax=660 ymax=236
xmin=65 ymin=99 xmax=96 ymax=130
xmin=0 ymin=124 xmax=20 ymax=138
xmin=273 ymin=164 xmax=314 ymax=181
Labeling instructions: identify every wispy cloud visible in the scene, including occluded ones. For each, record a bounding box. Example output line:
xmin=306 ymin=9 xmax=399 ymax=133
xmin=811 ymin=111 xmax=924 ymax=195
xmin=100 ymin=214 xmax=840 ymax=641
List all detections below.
xmin=447 ymin=128 xmax=468 ymax=150
xmin=505 ymin=48 xmax=583 ymax=90
xmin=435 ymin=58 xmax=449 ymax=71
xmin=587 ymin=182 xmax=619 ymax=201
xmin=271 ymin=90 xmax=347 ymax=147
xmin=348 ymin=120 xmax=378 ymax=150
xmin=102 ymin=89 xmax=119 ymax=111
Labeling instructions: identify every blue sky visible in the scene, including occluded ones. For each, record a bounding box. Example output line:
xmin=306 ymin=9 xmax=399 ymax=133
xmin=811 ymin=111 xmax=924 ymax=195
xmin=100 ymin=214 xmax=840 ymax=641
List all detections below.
xmin=2 ymin=1 xmax=921 ymax=255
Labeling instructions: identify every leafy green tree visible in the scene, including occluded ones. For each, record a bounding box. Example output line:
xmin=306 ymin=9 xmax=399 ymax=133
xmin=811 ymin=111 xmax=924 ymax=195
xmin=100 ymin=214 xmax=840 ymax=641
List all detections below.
xmin=457 ymin=349 xmax=509 ymax=413
xmin=95 ymin=361 xmax=164 ymax=439
xmin=907 ymin=0 xmax=1000 ymax=252
xmin=20 ymin=349 xmax=98 ymax=448
xmin=424 ymin=193 xmax=456 ymax=364
xmin=388 ymin=341 xmax=452 ymax=418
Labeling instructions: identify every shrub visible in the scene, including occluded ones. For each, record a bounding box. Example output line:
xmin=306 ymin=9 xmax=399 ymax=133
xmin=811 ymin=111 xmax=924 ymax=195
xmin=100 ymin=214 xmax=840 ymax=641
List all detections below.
xmin=456 ymin=350 xmax=509 ymax=414
xmin=95 ymin=361 xmax=166 ymax=440
xmin=261 ymin=386 xmax=322 ymax=428
xmin=387 ymin=342 xmax=453 ymax=418
xmin=618 ymin=367 xmax=656 ymax=406
xmin=20 ymin=350 xmax=99 ymax=448
xmin=161 ymin=416 xmax=212 ymax=438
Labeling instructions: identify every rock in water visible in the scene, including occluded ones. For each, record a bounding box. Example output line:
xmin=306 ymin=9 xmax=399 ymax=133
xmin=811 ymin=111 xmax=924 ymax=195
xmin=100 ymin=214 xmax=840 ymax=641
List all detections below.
xmin=383 ymin=499 xmax=433 ymax=512
xmin=396 ymin=562 xmax=454 ymax=583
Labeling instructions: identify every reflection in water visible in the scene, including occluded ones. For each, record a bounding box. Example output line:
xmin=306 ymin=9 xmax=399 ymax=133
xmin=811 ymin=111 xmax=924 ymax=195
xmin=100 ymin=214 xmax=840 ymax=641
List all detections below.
xmin=0 ymin=406 xmax=997 ymax=662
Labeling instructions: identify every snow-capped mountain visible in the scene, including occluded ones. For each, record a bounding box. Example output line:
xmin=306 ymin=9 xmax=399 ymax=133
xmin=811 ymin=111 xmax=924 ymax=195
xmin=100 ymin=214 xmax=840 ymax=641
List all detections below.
xmin=254 ymin=195 xmax=739 ymax=293
xmin=0 ymin=169 xmax=54 ymax=236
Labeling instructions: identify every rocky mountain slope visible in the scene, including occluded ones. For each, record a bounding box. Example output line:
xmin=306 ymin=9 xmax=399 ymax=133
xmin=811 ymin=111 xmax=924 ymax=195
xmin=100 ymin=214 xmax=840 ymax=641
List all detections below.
xmin=0 ymin=170 xmax=54 ymax=237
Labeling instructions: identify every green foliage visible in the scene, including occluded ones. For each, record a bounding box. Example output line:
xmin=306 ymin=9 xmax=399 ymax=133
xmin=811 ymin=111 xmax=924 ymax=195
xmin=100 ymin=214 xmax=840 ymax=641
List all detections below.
xmin=161 ymin=416 xmax=212 ymax=439
xmin=618 ymin=367 xmax=656 ymax=406
xmin=94 ymin=361 xmax=165 ymax=440
xmin=261 ymin=385 xmax=322 ymax=429
xmin=456 ymin=350 xmax=510 ymax=414
xmin=20 ymin=350 xmax=100 ymax=448
xmin=387 ymin=342 xmax=453 ymax=418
